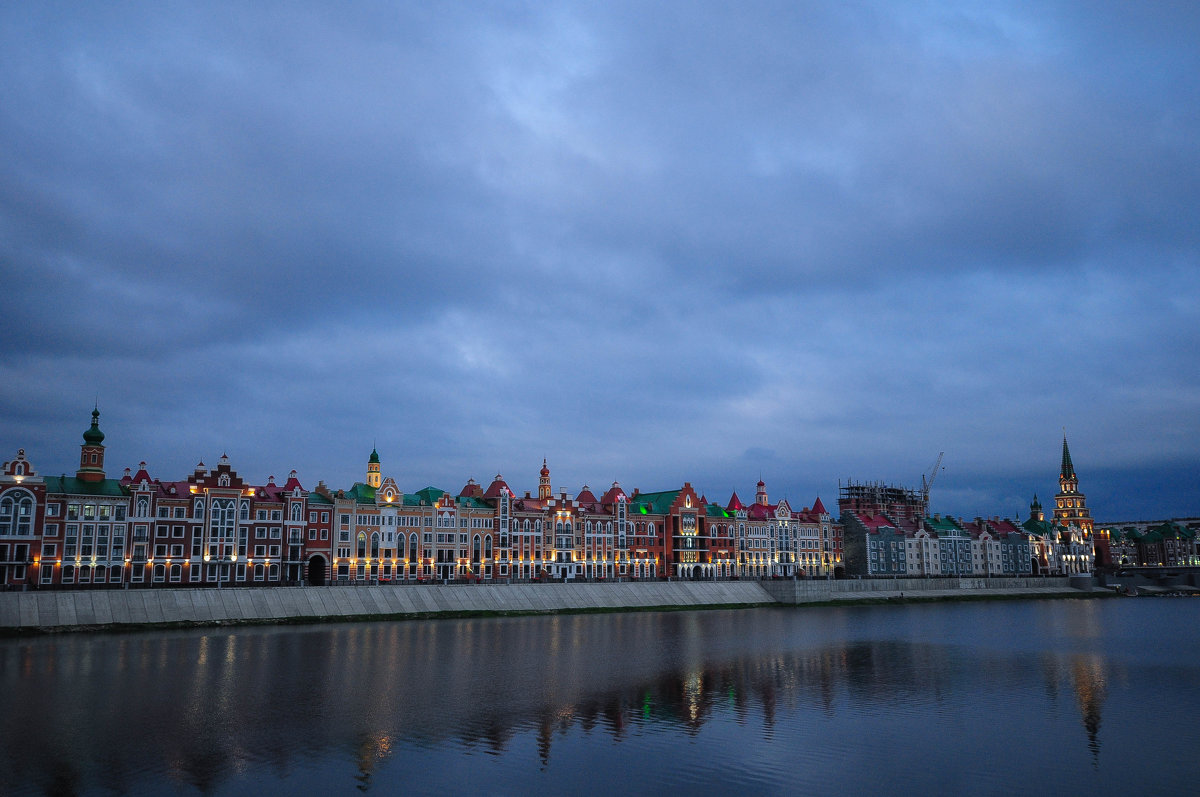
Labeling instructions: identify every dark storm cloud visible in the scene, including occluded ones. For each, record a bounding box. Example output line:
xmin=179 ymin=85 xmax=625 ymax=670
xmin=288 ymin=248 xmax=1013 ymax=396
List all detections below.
xmin=2 ymin=1 xmax=1198 ymax=520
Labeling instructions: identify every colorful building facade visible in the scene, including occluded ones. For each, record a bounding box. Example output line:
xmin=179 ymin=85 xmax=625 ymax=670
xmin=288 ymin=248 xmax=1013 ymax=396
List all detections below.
xmin=1 ymin=412 xmax=843 ymax=590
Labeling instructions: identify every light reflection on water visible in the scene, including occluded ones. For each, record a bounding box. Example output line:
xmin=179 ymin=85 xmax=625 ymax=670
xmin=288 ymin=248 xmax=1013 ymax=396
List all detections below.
xmin=0 ymin=599 xmax=1198 ymax=795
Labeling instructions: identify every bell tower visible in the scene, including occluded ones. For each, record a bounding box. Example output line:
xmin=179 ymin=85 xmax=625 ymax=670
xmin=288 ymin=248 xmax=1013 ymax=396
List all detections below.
xmin=538 ymin=459 xmax=551 ymax=501
xmin=76 ymin=407 xmax=107 ymax=483
xmin=1052 ymin=436 xmax=1092 ymax=533
xmin=367 ymin=447 xmax=381 ymax=489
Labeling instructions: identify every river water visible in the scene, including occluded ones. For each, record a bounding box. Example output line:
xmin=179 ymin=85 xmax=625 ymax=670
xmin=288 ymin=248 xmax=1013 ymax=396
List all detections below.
xmin=0 ymin=598 xmax=1197 ymax=796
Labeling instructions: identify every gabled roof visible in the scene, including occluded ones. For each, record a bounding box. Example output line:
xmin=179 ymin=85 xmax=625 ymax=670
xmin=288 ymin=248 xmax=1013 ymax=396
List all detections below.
xmin=989 ymin=519 xmax=1023 ymax=536
xmin=924 ymin=515 xmax=964 ymax=535
xmin=858 ymin=513 xmax=901 ymax=533
xmin=456 ymin=495 xmax=492 ymax=510
xmin=344 ymin=482 xmax=376 ymax=504
xmin=747 ymin=502 xmax=776 ymax=520
xmin=629 ymin=489 xmax=681 ymax=515
xmin=412 ymin=486 xmax=446 ymax=505
xmin=706 ymin=503 xmax=733 ymax=518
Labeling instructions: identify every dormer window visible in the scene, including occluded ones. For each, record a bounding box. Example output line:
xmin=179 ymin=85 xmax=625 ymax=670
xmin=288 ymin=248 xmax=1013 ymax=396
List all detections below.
xmin=218 ymin=474 xmax=230 ymax=487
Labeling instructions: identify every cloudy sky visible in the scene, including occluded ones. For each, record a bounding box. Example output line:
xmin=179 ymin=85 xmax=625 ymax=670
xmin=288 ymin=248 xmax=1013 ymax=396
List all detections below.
xmin=2 ymin=1 xmax=1197 ymax=521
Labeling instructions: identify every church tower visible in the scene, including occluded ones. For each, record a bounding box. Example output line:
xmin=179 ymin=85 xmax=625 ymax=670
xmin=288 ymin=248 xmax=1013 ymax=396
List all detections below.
xmin=76 ymin=407 xmax=107 ymax=483
xmin=367 ymin=447 xmax=381 ymax=489
xmin=538 ymin=459 xmax=551 ymax=501
xmin=1029 ymin=494 xmax=1044 ymax=522
xmin=1053 ymin=436 xmax=1092 ymax=533
xmin=755 ymin=479 xmax=768 ymax=506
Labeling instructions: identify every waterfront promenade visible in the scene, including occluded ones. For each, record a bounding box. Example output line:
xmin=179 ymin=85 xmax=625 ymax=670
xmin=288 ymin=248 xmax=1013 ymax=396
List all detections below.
xmin=0 ymin=576 xmax=1086 ymax=632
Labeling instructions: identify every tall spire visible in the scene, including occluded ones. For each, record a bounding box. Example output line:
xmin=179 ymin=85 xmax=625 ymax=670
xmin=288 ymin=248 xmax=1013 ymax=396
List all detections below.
xmin=1060 ymin=435 xmax=1075 ymax=480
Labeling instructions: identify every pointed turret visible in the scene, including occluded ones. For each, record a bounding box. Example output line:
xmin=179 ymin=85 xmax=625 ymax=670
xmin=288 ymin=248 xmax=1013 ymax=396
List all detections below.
xmin=1052 ymin=436 xmax=1092 ymax=535
xmin=1060 ymin=436 xmax=1076 ymax=481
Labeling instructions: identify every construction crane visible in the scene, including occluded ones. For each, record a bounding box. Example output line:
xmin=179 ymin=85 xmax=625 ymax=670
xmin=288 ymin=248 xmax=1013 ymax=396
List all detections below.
xmin=920 ymin=451 xmax=944 ymax=510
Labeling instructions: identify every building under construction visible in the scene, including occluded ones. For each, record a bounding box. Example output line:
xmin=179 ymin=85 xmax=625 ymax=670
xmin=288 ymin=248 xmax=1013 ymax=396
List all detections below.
xmin=837 ymin=479 xmax=927 ymax=524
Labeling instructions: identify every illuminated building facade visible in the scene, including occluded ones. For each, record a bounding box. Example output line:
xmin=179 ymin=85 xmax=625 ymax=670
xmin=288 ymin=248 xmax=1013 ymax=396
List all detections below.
xmin=7 ymin=409 xmax=1101 ymax=590
xmin=841 ymin=439 xmax=1096 ymax=577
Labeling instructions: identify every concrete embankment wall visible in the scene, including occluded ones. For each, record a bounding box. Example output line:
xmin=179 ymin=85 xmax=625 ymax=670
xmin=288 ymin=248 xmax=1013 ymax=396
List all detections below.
xmin=0 ymin=577 xmax=1093 ymax=633
xmin=0 ymin=581 xmax=776 ymax=632
xmin=760 ymin=576 xmax=1079 ymax=604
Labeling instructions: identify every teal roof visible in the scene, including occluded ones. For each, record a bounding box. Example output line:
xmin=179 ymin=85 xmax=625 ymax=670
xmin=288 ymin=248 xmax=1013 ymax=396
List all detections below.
xmin=368 ymin=447 xmax=380 ymax=464
xmin=82 ymin=408 xmax=105 ymax=445
xmin=306 ymin=491 xmax=334 ymax=505
xmin=44 ymin=476 xmax=127 ymax=498
xmin=456 ymin=495 xmax=492 ymax=510
xmin=345 ymin=483 xmax=377 ymax=504
xmin=924 ymin=515 xmax=964 ymax=534
xmin=412 ymin=487 xmax=446 ymax=505
xmin=628 ymin=489 xmax=681 ymax=516
xmin=706 ymin=503 xmax=733 ymax=518
xmin=1022 ymin=517 xmax=1061 ymax=537
xmin=1148 ymin=521 xmax=1195 ymax=541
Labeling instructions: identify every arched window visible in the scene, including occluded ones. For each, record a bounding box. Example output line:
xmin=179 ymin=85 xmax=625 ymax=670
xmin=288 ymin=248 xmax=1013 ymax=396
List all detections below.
xmin=371 ymin=532 xmax=380 ymax=558
xmin=290 ymin=504 xmax=302 ymax=522
xmin=193 ymin=498 xmax=204 ymax=519
xmin=647 ymin=523 xmax=655 ymax=537
xmin=136 ymin=497 xmax=149 ymax=517
xmin=239 ymin=501 xmax=249 ymax=520
xmin=357 ymin=532 xmax=367 ymax=558
xmin=409 ymin=533 xmax=419 ymax=562
xmin=484 ymin=535 xmax=492 ymax=559
xmin=472 ymin=534 xmax=481 ymax=563
xmin=0 ymin=495 xmax=15 ymax=535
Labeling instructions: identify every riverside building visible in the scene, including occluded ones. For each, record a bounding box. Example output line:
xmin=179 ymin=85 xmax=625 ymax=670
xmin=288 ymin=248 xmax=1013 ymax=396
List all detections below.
xmin=1 ymin=410 xmax=842 ymax=589
xmin=840 ymin=437 xmax=1095 ymax=577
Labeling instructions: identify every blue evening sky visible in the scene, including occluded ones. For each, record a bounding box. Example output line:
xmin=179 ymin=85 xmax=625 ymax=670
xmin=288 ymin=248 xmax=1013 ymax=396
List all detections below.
xmin=2 ymin=2 xmax=1197 ymax=522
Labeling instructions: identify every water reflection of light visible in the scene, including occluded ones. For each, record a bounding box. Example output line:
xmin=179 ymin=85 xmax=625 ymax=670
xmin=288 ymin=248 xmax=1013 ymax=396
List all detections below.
xmin=4 ymin=604 xmax=1194 ymax=795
